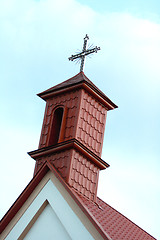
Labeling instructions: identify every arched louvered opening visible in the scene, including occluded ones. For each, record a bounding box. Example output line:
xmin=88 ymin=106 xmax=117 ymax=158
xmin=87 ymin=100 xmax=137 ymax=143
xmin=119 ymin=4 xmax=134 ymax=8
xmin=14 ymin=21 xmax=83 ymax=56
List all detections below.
xmin=48 ymin=107 xmax=64 ymax=146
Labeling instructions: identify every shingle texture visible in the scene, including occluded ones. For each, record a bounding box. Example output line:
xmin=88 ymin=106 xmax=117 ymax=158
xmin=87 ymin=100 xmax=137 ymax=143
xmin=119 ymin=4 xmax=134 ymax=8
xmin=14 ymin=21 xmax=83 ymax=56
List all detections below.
xmin=76 ymin=89 xmax=106 ymax=157
xmin=38 ymin=88 xmax=107 ymax=157
xmin=39 ymin=90 xmax=80 ymax=149
xmin=34 ymin=150 xmax=71 ymax=180
xmin=69 ymin=149 xmax=99 ymax=201
xmin=33 ymin=148 xmax=99 ymax=201
xmin=75 ymin=192 xmax=156 ymax=240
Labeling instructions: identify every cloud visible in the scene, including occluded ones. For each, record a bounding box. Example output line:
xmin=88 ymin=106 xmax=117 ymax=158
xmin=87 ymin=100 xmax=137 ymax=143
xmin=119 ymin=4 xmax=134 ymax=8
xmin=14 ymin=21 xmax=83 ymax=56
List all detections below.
xmin=0 ymin=0 xmax=160 ymax=94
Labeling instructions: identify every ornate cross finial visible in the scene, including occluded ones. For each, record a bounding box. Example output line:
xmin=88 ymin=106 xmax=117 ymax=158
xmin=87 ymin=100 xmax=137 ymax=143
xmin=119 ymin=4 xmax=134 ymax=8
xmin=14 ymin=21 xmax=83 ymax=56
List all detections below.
xmin=68 ymin=34 xmax=100 ymax=72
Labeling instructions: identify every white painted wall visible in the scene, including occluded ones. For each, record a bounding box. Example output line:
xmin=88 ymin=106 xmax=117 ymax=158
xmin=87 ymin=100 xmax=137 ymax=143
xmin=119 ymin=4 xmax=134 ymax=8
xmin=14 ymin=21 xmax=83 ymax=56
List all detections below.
xmin=24 ymin=204 xmax=71 ymax=240
xmin=4 ymin=178 xmax=95 ymax=240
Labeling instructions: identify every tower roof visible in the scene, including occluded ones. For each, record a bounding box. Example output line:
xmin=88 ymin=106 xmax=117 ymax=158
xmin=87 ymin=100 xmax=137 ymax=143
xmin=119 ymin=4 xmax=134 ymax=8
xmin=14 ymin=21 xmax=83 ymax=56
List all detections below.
xmin=38 ymin=72 xmax=118 ymax=110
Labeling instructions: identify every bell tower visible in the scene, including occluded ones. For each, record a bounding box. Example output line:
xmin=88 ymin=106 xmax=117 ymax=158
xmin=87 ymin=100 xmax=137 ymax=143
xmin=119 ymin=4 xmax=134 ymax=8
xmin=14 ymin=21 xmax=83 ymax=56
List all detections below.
xmin=29 ymin=72 xmax=117 ymax=202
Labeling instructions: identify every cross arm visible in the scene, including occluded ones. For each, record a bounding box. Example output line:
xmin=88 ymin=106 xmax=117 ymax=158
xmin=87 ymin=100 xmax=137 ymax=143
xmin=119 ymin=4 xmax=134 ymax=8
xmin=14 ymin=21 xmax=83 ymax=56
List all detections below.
xmin=68 ymin=53 xmax=83 ymax=61
xmin=68 ymin=46 xmax=100 ymax=61
xmin=84 ymin=46 xmax=100 ymax=56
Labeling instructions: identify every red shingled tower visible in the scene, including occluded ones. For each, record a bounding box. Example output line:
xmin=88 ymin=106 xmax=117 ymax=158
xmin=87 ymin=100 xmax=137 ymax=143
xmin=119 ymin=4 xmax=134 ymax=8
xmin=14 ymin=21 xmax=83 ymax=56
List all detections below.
xmin=1 ymin=71 xmax=156 ymax=240
xmin=29 ymin=71 xmax=117 ymax=202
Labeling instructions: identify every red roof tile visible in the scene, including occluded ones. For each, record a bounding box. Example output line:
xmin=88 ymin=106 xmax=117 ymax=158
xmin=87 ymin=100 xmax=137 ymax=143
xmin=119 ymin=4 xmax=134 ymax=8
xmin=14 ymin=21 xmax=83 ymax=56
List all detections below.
xmin=74 ymin=192 xmax=156 ymax=240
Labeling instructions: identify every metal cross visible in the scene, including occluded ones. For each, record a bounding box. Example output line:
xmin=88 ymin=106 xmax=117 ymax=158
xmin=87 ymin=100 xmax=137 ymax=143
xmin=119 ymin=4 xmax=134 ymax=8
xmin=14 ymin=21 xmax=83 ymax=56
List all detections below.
xmin=68 ymin=34 xmax=100 ymax=72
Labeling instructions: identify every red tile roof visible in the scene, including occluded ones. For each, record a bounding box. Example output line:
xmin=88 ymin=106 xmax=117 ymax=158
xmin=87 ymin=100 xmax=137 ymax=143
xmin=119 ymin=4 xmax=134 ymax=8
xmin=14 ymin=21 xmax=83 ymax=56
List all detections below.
xmin=1 ymin=162 xmax=156 ymax=240
xmin=74 ymin=191 xmax=156 ymax=240
xmin=37 ymin=71 xmax=118 ymax=110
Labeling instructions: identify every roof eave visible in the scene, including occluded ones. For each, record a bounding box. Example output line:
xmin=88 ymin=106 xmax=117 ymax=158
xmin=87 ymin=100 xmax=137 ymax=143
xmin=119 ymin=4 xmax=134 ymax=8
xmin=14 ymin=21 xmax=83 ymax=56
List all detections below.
xmin=38 ymin=80 xmax=117 ymax=111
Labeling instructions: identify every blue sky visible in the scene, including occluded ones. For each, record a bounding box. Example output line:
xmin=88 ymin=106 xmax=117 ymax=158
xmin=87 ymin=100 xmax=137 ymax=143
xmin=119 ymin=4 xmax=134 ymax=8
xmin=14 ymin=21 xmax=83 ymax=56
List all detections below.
xmin=0 ymin=0 xmax=159 ymax=238
xmin=78 ymin=0 xmax=160 ymax=15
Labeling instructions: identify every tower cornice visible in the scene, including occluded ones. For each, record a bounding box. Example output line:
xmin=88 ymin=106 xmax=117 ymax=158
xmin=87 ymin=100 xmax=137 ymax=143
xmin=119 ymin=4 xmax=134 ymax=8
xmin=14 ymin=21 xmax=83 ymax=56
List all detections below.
xmin=28 ymin=138 xmax=109 ymax=170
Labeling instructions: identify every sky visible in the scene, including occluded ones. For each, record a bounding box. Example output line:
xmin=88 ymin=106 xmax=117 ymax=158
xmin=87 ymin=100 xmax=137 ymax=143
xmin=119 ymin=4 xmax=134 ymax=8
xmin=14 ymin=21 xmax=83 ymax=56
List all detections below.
xmin=0 ymin=0 xmax=159 ymax=238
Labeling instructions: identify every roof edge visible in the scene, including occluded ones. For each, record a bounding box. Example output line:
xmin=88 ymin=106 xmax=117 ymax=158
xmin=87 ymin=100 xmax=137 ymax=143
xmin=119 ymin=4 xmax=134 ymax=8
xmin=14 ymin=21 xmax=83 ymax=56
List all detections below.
xmin=97 ymin=197 xmax=157 ymax=240
xmin=0 ymin=162 xmax=111 ymax=240
xmin=0 ymin=163 xmax=49 ymax=233
xmin=28 ymin=138 xmax=109 ymax=170
xmin=37 ymin=72 xmax=118 ymax=110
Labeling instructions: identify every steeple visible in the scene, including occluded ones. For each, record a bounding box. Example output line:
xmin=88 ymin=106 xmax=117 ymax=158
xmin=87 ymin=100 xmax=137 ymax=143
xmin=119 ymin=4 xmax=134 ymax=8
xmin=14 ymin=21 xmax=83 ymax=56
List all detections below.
xmin=29 ymin=72 xmax=117 ymax=202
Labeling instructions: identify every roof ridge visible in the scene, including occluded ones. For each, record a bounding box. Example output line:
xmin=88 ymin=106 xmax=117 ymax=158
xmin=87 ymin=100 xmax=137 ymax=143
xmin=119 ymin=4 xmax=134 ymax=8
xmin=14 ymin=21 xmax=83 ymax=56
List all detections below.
xmin=37 ymin=72 xmax=118 ymax=110
xmin=37 ymin=71 xmax=87 ymax=97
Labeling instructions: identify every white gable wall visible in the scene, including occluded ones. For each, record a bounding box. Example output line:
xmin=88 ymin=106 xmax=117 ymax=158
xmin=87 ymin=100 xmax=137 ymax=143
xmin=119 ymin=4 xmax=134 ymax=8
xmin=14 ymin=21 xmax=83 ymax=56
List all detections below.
xmin=1 ymin=171 xmax=104 ymax=240
xmin=23 ymin=203 xmax=72 ymax=240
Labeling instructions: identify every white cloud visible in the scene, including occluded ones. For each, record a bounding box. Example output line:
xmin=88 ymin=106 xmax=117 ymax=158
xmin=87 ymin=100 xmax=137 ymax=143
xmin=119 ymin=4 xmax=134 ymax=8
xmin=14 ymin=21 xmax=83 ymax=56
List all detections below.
xmin=1 ymin=0 xmax=160 ymax=92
